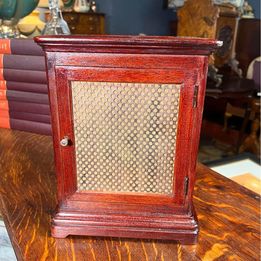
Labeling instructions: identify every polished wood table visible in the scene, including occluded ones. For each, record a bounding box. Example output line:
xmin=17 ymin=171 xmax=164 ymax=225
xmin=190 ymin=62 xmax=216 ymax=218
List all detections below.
xmin=0 ymin=128 xmax=260 ymax=261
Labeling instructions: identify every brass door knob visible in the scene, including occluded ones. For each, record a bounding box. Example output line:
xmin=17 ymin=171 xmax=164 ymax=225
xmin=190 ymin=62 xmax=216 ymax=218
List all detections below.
xmin=60 ymin=136 xmax=69 ymax=147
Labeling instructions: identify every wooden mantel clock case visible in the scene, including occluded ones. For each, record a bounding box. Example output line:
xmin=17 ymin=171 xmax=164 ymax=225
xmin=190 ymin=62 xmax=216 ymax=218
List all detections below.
xmin=35 ymin=35 xmax=220 ymax=244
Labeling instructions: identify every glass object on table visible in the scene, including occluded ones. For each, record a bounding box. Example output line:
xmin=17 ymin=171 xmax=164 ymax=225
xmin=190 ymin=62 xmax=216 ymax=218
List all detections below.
xmin=242 ymin=1 xmax=255 ymax=18
xmin=73 ymin=0 xmax=90 ymax=12
xmin=167 ymin=0 xmax=185 ymax=9
xmin=0 ymin=18 xmax=20 ymax=38
xmin=62 ymin=0 xmax=75 ymax=11
xmin=90 ymin=1 xmax=97 ymax=12
xmin=213 ymin=0 xmax=244 ymax=8
xmin=42 ymin=0 xmax=70 ymax=35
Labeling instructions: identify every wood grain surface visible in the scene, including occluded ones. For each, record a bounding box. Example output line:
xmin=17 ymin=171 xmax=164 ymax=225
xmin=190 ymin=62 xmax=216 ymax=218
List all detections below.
xmin=0 ymin=128 xmax=260 ymax=261
xmin=177 ymin=0 xmax=219 ymax=39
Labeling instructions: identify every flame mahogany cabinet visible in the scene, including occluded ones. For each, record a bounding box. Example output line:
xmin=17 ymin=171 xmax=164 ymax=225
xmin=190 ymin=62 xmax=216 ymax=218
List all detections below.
xmin=35 ymin=35 xmax=220 ymax=244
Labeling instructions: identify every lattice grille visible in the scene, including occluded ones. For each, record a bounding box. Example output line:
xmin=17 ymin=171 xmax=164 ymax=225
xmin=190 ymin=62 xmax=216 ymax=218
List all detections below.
xmin=71 ymin=82 xmax=181 ymax=194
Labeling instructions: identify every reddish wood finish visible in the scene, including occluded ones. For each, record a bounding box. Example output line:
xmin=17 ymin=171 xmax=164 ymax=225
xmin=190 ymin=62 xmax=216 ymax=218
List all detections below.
xmin=35 ymin=35 xmax=220 ymax=243
xmin=0 ymin=129 xmax=260 ymax=260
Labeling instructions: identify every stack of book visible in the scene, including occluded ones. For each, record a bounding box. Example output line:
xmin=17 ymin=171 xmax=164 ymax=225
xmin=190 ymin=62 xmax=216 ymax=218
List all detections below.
xmin=0 ymin=38 xmax=51 ymax=135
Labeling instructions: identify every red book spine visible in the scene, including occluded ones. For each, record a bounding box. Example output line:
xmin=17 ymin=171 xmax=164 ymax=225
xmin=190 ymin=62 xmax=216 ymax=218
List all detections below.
xmin=0 ymin=53 xmax=3 ymax=68
xmin=0 ymin=89 xmax=6 ymax=100
xmin=0 ymin=89 xmax=9 ymax=128
xmin=0 ymin=116 xmax=10 ymax=129
xmin=0 ymin=68 xmax=47 ymax=84
xmin=0 ymin=110 xmax=9 ymax=118
xmin=0 ymin=80 xmax=6 ymax=90
xmin=0 ymin=39 xmax=11 ymax=54
xmin=0 ymin=100 xmax=9 ymax=110
xmin=0 ymin=39 xmax=44 ymax=56
xmin=0 ymin=81 xmax=48 ymax=94
xmin=0 ymin=54 xmax=46 ymax=71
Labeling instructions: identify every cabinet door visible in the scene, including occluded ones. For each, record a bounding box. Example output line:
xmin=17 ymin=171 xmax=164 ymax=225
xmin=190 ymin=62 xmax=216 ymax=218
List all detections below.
xmin=50 ymin=55 xmax=205 ymax=214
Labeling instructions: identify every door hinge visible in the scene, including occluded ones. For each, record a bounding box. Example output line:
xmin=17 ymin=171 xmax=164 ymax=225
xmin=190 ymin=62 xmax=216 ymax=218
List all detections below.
xmin=184 ymin=176 xmax=189 ymax=196
xmin=193 ymin=85 xmax=199 ymax=108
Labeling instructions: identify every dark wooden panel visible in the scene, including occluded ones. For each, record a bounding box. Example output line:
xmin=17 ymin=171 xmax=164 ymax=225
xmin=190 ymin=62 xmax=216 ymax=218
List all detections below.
xmin=236 ymin=18 xmax=261 ymax=77
xmin=62 ymin=12 xmax=105 ymax=34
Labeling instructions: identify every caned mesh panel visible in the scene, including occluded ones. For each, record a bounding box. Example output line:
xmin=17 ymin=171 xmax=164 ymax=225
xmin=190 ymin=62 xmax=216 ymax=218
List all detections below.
xmin=71 ymin=82 xmax=180 ymax=194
